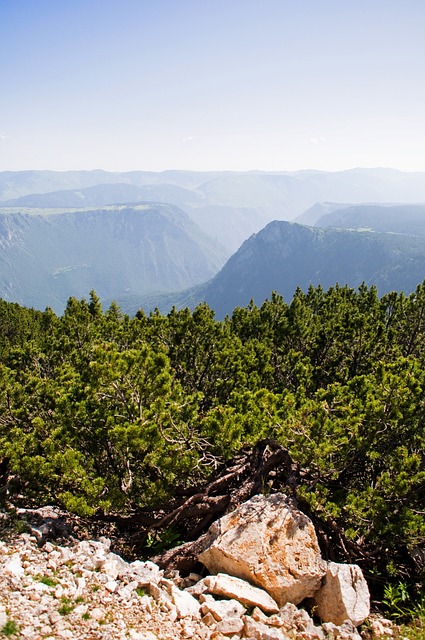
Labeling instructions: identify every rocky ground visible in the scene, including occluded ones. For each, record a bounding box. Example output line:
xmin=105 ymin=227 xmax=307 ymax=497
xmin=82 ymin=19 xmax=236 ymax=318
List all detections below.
xmin=0 ymin=530 xmax=395 ymax=640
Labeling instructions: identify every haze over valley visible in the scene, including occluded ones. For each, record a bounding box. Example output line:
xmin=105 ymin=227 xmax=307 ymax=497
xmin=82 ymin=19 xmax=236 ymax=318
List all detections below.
xmin=1 ymin=168 xmax=425 ymax=314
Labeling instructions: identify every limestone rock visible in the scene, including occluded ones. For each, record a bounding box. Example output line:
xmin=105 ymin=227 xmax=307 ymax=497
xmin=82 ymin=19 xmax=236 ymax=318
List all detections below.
xmin=216 ymin=616 xmax=244 ymax=636
xmin=128 ymin=560 xmax=163 ymax=586
xmin=101 ymin=552 xmax=129 ymax=580
xmin=194 ymin=573 xmax=279 ymax=614
xmin=313 ymin=562 xmax=370 ymax=627
xmin=168 ymin=583 xmax=201 ymax=619
xmin=322 ymin=620 xmax=362 ymax=639
xmin=370 ymin=617 xmax=394 ymax=637
xmin=243 ymin=616 xmax=291 ymax=640
xmin=199 ymin=593 xmax=246 ymax=621
xmin=4 ymin=553 xmax=24 ymax=576
xmin=198 ymin=493 xmax=326 ymax=606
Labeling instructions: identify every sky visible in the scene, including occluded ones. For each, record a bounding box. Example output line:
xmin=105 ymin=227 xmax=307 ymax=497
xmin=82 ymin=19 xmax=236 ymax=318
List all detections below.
xmin=1 ymin=0 xmax=425 ymax=173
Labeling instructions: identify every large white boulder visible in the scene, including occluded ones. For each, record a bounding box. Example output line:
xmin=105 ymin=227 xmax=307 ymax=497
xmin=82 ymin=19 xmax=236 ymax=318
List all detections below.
xmin=313 ymin=561 xmax=370 ymax=626
xmin=198 ymin=493 xmax=326 ymax=606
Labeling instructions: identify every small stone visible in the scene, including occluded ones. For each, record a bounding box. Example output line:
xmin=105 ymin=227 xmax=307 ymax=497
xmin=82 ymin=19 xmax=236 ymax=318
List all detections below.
xmin=105 ymin=579 xmax=118 ymax=592
xmin=170 ymin=584 xmax=201 ymax=618
xmin=49 ymin=611 xmax=62 ymax=624
xmin=202 ymin=612 xmax=216 ymax=626
xmin=370 ymin=618 xmax=394 ymax=637
xmin=102 ymin=552 xmax=128 ymax=580
xmin=216 ymin=617 xmax=244 ymax=635
xmin=138 ymin=594 xmax=153 ymax=613
xmin=40 ymin=625 xmax=53 ymax=635
xmin=4 ymin=553 xmax=24 ymax=576
xmin=54 ymin=584 xmax=64 ymax=599
xmin=200 ymin=594 xmax=246 ymax=621
xmin=73 ymin=604 xmax=88 ymax=615
xmin=252 ymin=606 xmax=270 ymax=624
xmin=91 ymin=607 xmax=105 ymax=621
xmin=56 ymin=630 xmax=74 ymax=639
xmin=129 ymin=560 xmax=163 ymax=586
xmin=118 ymin=586 xmax=133 ymax=600
xmin=243 ymin=615 xmax=289 ymax=640
xmin=181 ymin=620 xmax=197 ymax=637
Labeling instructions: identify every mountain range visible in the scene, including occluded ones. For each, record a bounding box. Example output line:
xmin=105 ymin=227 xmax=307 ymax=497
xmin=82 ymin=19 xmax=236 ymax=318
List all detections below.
xmin=3 ymin=168 xmax=425 ymax=253
xmin=2 ymin=168 xmax=425 ymax=315
xmin=193 ymin=220 xmax=425 ymax=318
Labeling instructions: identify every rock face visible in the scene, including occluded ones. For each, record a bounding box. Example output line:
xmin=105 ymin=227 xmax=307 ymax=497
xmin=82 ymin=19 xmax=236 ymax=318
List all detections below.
xmin=313 ymin=561 xmax=370 ymax=626
xmin=198 ymin=493 xmax=326 ymax=606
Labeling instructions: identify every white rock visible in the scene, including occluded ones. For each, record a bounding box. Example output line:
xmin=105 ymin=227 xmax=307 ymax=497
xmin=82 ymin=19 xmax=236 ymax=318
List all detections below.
xmin=129 ymin=560 xmax=163 ymax=585
xmin=313 ymin=562 xmax=370 ymax=626
xmin=199 ymin=494 xmax=326 ymax=606
xmin=216 ymin=616 xmax=244 ymax=635
xmin=129 ymin=631 xmax=157 ymax=640
xmin=76 ymin=576 xmax=86 ymax=593
xmin=49 ymin=611 xmax=62 ymax=624
xmin=56 ymin=630 xmax=74 ymax=639
xmin=118 ymin=586 xmax=133 ymax=600
xmin=105 ymin=579 xmax=118 ymax=593
xmin=91 ymin=607 xmax=105 ymax=621
xmin=4 ymin=553 xmax=24 ymax=576
xmin=325 ymin=620 xmax=362 ymax=639
xmin=54 ymin=584 xmax=64 ymax=599
xmin=73 ymin=603 xmax=88 ymax=615
xmin=138 ymin=595 xmax=154 ymax=613
xmin=102 ymin=552 xmax=128 ymax=579
xmin=58 ymin=547 xmax=73 ymax=563
xmin=370 ymin=617 xmax=394 ymax=637
xmin=200 ymin=594 xmax=246 ymax=621
xmin=170 ymin=584 xmax=201 ymax=619
xmin=202 ymin=573 xmax=279 ymax=614
xmin=243 ymin=615 xmax=290 ymax=640
xmin=28 ymin=581 xmax=51 ymax=593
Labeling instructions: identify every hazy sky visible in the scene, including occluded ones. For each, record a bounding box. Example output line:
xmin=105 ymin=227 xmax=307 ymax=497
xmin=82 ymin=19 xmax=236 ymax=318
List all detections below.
xmin=1 ymin=0 xmax=424 ymax=172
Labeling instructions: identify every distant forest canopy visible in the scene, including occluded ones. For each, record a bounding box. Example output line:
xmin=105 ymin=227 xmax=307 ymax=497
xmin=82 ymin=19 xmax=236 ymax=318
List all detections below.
xmin=0 ymin=283 xmax=424 ymax=597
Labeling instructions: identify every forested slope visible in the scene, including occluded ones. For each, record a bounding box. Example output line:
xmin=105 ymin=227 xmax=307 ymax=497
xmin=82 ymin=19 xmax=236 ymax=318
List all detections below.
xmin=0 ymin=285 xmax=424 ymax=610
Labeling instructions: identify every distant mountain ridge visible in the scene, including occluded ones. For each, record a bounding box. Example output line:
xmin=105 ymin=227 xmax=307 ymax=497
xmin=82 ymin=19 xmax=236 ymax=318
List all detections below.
xmin=3 ymin=168 xmax=425 ymax=252
xmin=0 ymin=203 xmax=226 ymax=313
xmin=314 ymin=203 xmax=425 ymax=236
xmin=181 ymin=221 xmax=425 ymax=318
xmin=3 ymin=168 xmax=425 ymax=316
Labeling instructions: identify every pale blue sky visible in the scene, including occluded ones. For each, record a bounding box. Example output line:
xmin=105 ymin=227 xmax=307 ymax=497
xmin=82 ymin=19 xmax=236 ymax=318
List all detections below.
xmin=1 ymin=0 xmax=424 ymax=172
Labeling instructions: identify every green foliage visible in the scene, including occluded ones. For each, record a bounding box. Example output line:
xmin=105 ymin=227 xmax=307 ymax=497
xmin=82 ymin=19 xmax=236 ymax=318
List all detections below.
xmin=383 ymin=582 xmax=425 ymax=623
xmin=58 ymin=596 xmax=75 ymax=616
xmin=1 ymin=620 xmax=19 ymax=637
xmin=145 ymin=527 xmax=183 ymax=553
xmin=0 ymin=284 xmax=425 ymax=609
xmin=34 ymin=574 xmax=58 ymax=587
